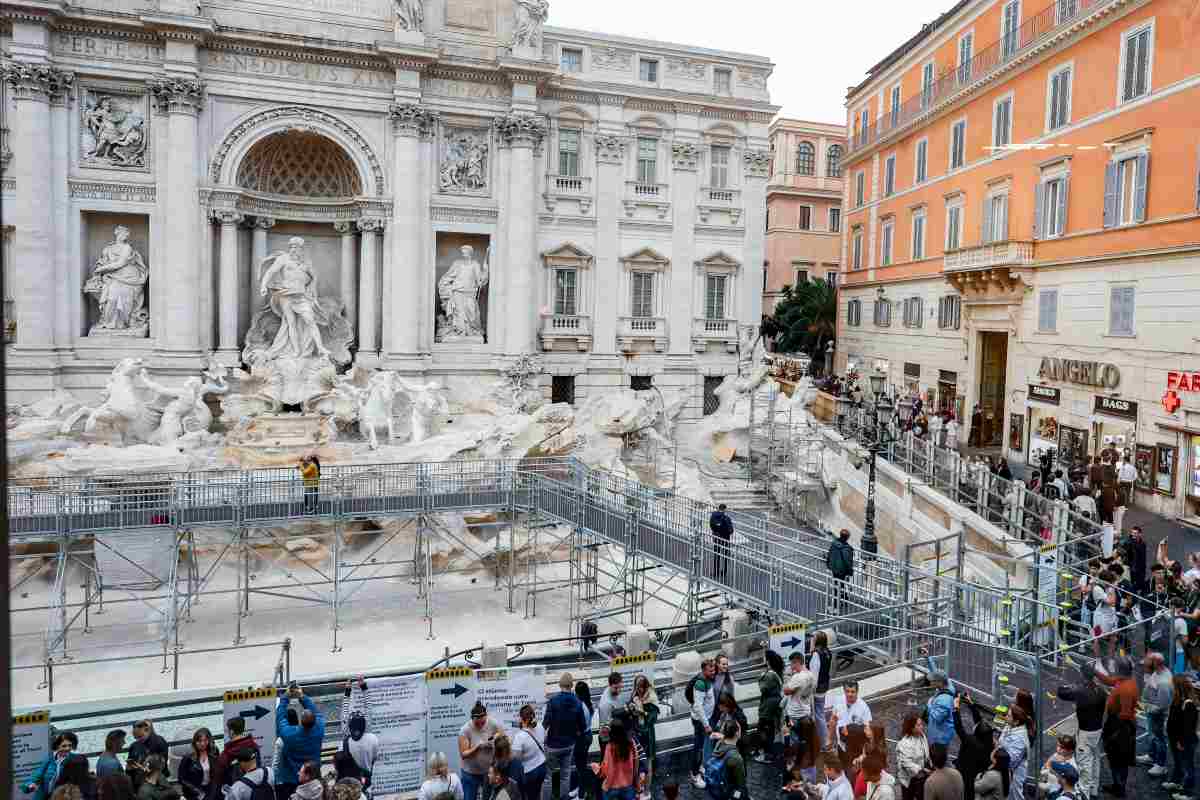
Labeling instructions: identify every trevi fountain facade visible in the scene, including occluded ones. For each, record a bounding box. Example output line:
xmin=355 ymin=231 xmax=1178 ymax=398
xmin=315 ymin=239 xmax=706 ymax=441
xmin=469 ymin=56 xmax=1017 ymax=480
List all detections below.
xmin=0 ymin=0 xmax=777 ymax=419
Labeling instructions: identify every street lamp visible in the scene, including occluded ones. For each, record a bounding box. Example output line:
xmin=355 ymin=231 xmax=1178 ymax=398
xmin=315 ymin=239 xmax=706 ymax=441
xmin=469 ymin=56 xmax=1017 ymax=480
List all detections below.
xmin=835 ymin=393 xmax=853 ymax=435
xmin=861 ymin=372 xmax=907 ymax=557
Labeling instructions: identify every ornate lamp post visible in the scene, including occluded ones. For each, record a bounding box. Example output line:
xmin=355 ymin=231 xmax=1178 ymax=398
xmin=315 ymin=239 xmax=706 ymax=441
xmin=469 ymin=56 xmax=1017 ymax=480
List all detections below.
xmin=835 ymin=393 xmax=853 ymax=435
xmin=860 ymin=371 xmax=908 ymax=556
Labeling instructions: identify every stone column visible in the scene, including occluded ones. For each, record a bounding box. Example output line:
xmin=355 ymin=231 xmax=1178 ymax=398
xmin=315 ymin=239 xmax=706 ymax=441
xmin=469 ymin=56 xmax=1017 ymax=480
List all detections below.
xmin=50 ymin=82 xmax=72 ymax=349
xmin=740 ymin=149 xmax=770 ymax=324
xmin=334 ymin=221 xmax=358 ymax=336
xmin=592 ymin=134 xmax=627 ymax=357
xmin=212 ymin=210 xmax=244 ymax=355
xmin=149 ymin=77 xmax=205 ymax=354
xmin=496 ymin=112 xmax=547 ymax=356
xmin=357 ymin=218 xmax=384 ymax=357
xmin=2 ymin=63 xmax=73 ymax=352
xmin=252 ymin=217 xmax=274 ymax=272
xmin=386 ymin=103 xmax=437 ymax=358
xmin=670 ymin=141 xmax=701 ymax=356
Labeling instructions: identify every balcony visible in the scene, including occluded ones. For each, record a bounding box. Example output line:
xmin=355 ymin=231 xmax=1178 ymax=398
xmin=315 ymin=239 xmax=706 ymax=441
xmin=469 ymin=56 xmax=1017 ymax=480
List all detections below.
xmin=943 ymin=241 xmax=1034 ymax=301
xmin=943 ymin=240 xmax=1033 ymax=272
xmin=543 ymin=174 xmax=593 ymax=214
xmin=691 ymin=317 xmax=738 ymax=353
xmin=623 ymin=181 xmax=670 ymax=219
xmin=697 ymin=186 xmax=743 ymax=225
xmin=618 ymin=316 xmax=667 ymax=353
xmin=539 ymin=314 xmax=592 ymax=352
xmin=847 ymin=0 xmax=1118 ymax=157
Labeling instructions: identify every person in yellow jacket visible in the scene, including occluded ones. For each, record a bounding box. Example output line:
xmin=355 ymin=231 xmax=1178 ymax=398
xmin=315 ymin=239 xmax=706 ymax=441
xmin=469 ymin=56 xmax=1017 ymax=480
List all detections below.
xmin=300 ymin=455 xmax=321 ymax=514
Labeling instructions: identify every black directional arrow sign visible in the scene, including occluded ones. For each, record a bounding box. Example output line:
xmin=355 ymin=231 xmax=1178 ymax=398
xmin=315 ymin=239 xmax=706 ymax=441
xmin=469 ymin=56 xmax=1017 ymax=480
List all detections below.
xmin=780 ymin=636 xmax=803 ymax=650
xmin=440 ymin=684 xmax=469 ymax=699
xmin=239 ymin=705 xmax=271 ymax=721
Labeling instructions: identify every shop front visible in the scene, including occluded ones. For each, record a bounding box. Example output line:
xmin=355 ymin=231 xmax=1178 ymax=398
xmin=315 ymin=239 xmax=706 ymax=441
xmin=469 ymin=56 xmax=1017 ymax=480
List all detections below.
xmin=937 ymin=370 xmax=961 ymax=419
xmin=1025 ymin=384 xmax=1061 ymax=466
xmin=1092 ymin=396 xmax=1138 ymax=464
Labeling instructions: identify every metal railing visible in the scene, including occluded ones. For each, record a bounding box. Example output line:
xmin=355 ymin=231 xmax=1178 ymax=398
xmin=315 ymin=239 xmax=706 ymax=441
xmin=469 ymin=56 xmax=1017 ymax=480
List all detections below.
xmin=848 ymin=0 xmax=1117 ymax=155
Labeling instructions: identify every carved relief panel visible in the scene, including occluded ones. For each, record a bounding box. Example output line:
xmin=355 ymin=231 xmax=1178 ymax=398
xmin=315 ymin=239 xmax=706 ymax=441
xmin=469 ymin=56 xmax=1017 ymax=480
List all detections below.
xmin=79 ymin=84 xmax=150 ymax=171
xmin=438 ymin=124 xmax=491 ymax=196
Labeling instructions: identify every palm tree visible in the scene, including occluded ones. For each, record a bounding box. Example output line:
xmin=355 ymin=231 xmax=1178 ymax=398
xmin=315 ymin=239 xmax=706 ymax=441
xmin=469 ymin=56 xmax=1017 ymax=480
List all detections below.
xmin=767 ymin=277 xmax=837 ymax=360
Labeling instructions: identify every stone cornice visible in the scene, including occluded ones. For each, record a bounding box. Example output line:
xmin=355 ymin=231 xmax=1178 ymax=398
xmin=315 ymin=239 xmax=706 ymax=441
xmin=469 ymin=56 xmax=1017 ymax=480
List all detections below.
xmin=388 ymin=102 xmax=439 ymax=138
xmin=148 ymin=75 xmax=203 ymax=114
xmin=1 ymin=62 xmax=74 ymax=102
xmin=495 ymin=112 xmax=547 ymax=148
xmin=139 ymin=12 xmax=215 ymax=42
xmin=426 ymin=65 xmax=509 ymax=84
xmin=199 ymin=188 xmax=392 ymax=224
xmin=204 ymin=39 xmax=388 ymax=72
xmin=0 ymin=1 xmax=68 ymax=25
xmin=375 ymin=40 xmax=441 ymax=72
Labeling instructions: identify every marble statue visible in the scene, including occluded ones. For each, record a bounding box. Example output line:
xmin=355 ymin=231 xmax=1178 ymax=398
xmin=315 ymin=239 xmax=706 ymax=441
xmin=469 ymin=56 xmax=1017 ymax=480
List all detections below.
xmin=513 ymin=0 xmax=549 ymax=50
xmin=398 ymin=377 xmax=448 ymax=443
xmin=82 ymin=94 xmax=147 ymax=167
xmin=394 ymin=0 xmax=423 ymax=31
xmin=243 ymin=237 xmax=352 ymax=367
xmin=491 ymin=353 xmax=544 ymax=413
xmin=84 ymin=226 xmax=149 ymax=336
xmin=436 ymin=245 xmax=490 ymax=342
xmin=439 ymin=132 xmax=488 ymax=193
xmin=140 ymin=360 xmax=229 ymax=446
xmin=356 ymin=371 xmax=402 ymax=450
xmin=60 ymin=358 xmax=224 ymax=446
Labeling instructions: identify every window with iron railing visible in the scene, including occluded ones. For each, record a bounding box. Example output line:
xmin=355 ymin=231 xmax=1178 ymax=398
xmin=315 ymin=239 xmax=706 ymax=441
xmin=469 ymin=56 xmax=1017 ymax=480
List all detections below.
xmin=873 ymin=299 xmax=892 ymax=327
xmin=847 ymin=299 xmax=861 ymax=326
xmin=921 ymin=62 xmax=935 ymax=109
xmin=938 ymin=295 xmax=961 ymax=329
xmin=958 ymin=33 xmax=974 ymax=85
xmin=889 ymin=85 xmax=901 ymax=128
xmin=1002 ymin=1 xmax=1021 ymax=61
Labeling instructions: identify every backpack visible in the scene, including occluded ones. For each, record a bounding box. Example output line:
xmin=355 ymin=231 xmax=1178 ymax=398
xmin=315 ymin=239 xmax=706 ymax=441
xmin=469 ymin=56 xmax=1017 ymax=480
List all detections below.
xmin=702 ymin=749 xmax=731 ymax=800
xmin=685 ymin=674 xmax=703 ymax=705
xmin=829 ymin=543 xmax=853 ymax=579
xmin=238 ymin=770 xmax=274 ymax=800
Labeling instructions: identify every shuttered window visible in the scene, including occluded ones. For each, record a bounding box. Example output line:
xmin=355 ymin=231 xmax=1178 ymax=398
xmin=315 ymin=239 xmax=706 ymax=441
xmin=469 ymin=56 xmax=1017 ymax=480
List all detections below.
xmin=873 ymin=300 xmax=892 ymax=327
xmin=922 ymin=62 xmax=935 ymax=108
xmin=554 ymin=269 xmax=577 ymax=316
xmin=890 ymin=85 xmax=901 ymax=127
xmin=904 ymin=297 xmax=924 ymax=328
xmin=558 ymin=129 xmax=580 ymax=177
xmin=631 ymin=272 xmax=654 ymax=318
xmin=912 ymin=210 xmax=926 ymax=260
xmin=1035 ymin=176 xmax=1069 ymax=239
xmin=938 ymin=296 xmax=961 ymax=330
xmin=1048 ymin=67 xmax=1071 ymax=131
xmin=797 ymin=206 xmax=812 ymax=230
xmin=950 ymin=120 xmax=966 ymax=169
xmin=1109 ymin=285 xmax=1136 ymax=336
xmin=1038 ymin=289 xmax=1058 ymax=333
xmin=829 ymin=208 xmax=841 ymax=233
xmin=958 ymin=33 xmax=973 ymax=84
xmin=852 ymin=229 xmax=863 ymax=269
xmin=946 ymin=204 xmax=962 ymax=250
xmin=855 ymin=171 xmax=865 ymax=206
xmin=915 ymin=139 xmax=928 ymax=184
xmin=1105 ymin=154 xmax=1149 ymax=227
xmin=993 ymin=96 xmax=1012 ymax=148
xmin=880 ymin=220 xmax=894 ymax=266
xmin=705 ymin=275 xmax=727 ymax=320
xmin=982 ymin=193 xmax=1008 ymax=243
xmin=1002 ymin=1 xmax=1020 ymax=60
xmin=1122 ymin=26 xmax=1152 ymax=102
xmin=884 ymin=155 xmax=896 ymax=196
xmin=847 ymin=299 xmax=862 ymax=327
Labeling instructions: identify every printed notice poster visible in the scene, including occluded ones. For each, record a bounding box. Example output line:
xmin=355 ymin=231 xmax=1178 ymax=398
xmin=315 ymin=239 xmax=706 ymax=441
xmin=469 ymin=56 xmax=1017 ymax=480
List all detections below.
xmin=611 ymin=652 xmax=657 ymax=704
xmin=476 ymin=665 xmax=547 ymax=729
xmin=11 ymin=710 xmax=50 ymax=799
xmin=345 ymin=675 xmax=428 ymax=796
xmin=426 ymin=667 xmax=478 ymax=774
xmin=223 ymin=688 xmax=278 ymax=752
xmin=769 ymin=622 xmax=808 ymax=657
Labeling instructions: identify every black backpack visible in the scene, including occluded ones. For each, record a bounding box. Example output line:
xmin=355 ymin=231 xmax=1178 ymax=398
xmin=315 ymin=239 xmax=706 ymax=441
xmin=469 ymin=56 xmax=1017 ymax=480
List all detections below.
xmin=829 ymin=543 xmax=853 ymax=579
xmin=237 ymin=770 xmax=274 ymax=800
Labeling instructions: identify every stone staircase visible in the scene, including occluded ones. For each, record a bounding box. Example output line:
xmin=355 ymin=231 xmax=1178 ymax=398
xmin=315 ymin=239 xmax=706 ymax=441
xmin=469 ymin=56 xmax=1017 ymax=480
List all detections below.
xmin=708 ymin=481 xmax=778 ymax=514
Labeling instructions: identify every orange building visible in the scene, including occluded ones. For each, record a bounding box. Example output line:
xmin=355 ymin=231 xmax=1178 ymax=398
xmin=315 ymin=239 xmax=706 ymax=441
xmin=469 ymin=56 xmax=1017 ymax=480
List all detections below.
xmin=837 ymin=0 xmax=1200 ymax=519
xmin=764 ymin=119 xmax=846 ymax=315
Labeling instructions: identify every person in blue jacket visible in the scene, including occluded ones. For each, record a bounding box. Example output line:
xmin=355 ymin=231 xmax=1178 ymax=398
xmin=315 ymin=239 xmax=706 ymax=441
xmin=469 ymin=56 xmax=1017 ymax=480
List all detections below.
xmin=275 ymin=684 xmax=326 ymax=800
xmin=921 ymin=651 xmax=957 ymax=748
xmin=23 ymin=731 xmax=79 ymax=800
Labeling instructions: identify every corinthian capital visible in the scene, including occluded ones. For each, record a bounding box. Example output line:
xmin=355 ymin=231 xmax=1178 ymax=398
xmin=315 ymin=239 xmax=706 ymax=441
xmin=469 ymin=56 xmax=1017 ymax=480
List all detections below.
xmin=2 ymin=62 xmax=74 ymax=103
xmin=148 ymin=75 xmax=204 ymax=115
xmin=495 ymin=112 xmax=546 ymax=149
xmin=742 ymin=149 xmax=771 ymax=179
xmin=388 ymin=102 xmax=439 ymax=138
xmin=210 ymin=209 xmax=244 ymax=226
xmin=357 ymin=217 xmax=385 ymax=233
xmin=671 ymin=141 xmax=702 ymax=172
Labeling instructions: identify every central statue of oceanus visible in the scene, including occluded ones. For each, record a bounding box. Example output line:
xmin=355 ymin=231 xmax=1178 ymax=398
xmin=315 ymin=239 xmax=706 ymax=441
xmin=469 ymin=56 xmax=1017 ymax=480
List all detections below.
xmin=242 ymin=237 xmax=352 ymax=367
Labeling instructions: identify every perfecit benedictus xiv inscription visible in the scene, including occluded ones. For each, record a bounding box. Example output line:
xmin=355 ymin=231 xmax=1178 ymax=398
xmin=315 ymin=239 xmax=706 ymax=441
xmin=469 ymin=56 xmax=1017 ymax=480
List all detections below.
xmin=55 ymin=34 xmax=164 ymax=63
xmin=204 ymin=52 xmax=391 ymax=88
